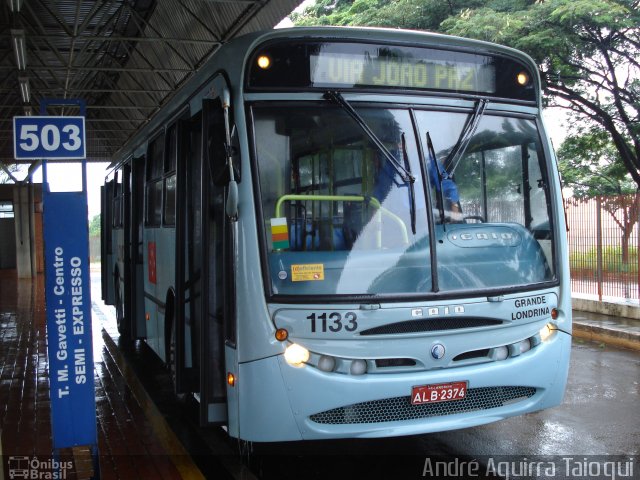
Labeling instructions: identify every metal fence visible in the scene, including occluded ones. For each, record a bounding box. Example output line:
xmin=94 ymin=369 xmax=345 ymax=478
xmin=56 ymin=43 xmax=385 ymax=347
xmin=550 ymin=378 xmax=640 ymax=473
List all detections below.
xmin=565 ymin=194 xmax=640 ymax=302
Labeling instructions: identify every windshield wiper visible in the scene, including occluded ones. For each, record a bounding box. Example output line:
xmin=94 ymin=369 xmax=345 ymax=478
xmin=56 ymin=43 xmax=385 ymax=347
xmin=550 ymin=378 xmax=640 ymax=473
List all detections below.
xmin=445 ymin=98 xmax=488 ymax=175
xmin=324 ymin=90 xmax=416 ymax=234
xmin=426 ymin=131 xmax=446 ymax=225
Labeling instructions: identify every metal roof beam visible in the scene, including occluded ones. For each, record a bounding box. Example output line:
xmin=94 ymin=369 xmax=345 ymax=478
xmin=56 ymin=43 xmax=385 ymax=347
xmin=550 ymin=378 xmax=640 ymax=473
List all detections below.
xmin=176 ymin=0 xmax=221 ymax=42
xmin=125 ymin=2 xmax=197 ymax=72
xmin=0 ymin=65 xmax=193 ymax=73
xmin=11 ymin=34 xmax=221 ymax=46
xmin=0 ymin=104 xmax=158 ymax=109
xmin=0 ymin=87 xmax=173 ymax=94
xmin=31 ymin=0 xmax=74 ymax=37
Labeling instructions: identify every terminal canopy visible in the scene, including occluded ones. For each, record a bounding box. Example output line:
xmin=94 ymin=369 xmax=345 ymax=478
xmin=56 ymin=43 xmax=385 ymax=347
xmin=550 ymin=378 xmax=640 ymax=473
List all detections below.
xmin=0 ymin=0 xmax=300 ymax=178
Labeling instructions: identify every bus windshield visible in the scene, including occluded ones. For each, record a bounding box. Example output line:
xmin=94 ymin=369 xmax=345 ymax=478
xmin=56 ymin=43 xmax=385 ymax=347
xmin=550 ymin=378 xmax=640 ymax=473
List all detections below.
xmin=253 ymin=104 xmax=555 ymax=297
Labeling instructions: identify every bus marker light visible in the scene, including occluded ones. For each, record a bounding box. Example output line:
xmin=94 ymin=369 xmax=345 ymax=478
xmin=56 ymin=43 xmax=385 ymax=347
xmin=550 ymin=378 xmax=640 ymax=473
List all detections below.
xmin=318 ymin=355 xmax=336 ymax=372
xmin=145 ymin=313 xmax=150 ymax=321
xmin=227 ymin=372 xmax=235 ymax=387
xmin=350 ymin=359 xmax=367 ymax=375
xmin=551 ymin=308 xmax=559 ymax=320
xmin=516 ymin=71 xmax=529 ymax=86
xmin=284 ymin=343 xmax=309 ymax=366
xmin=275 ymin=328 xmax=289 ymax=341
xmin=519 ymin=338 xmax=531 ymax=354
xmin=257 ymin=55 xmax=271 ymax=69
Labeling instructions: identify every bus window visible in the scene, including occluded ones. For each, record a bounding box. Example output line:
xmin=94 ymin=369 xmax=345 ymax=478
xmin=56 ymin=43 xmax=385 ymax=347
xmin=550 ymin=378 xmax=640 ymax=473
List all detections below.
xmin=415 ymin=111 xmax=555 ymax=290
xmin=253 ymin=105 xmax=431 ymax=296
xmin=145 ymin=132 xmax=165 ymax=226
xmin=112 ymin=169 xmax=123 ymax=229
xmin=164 ymin=124 xmax=177 ymax=226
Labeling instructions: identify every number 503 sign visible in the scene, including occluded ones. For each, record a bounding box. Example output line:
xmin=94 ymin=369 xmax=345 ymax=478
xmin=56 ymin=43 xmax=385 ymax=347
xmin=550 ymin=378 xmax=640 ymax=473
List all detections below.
xmin=13 ymin=116 xmax=86 ymax=160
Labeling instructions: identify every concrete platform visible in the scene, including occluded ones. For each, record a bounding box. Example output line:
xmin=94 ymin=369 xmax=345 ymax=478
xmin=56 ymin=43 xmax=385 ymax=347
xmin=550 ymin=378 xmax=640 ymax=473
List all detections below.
xmin=0 ymin=270 xmax=194 ymax=479
xmin=572 ymin=294 xmax=640 ymax=351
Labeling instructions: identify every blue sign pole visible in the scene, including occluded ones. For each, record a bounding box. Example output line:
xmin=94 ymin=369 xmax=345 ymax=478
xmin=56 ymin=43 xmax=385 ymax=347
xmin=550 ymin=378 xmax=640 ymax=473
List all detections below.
xmin=36 ymin=98 xmax=99 ymax=478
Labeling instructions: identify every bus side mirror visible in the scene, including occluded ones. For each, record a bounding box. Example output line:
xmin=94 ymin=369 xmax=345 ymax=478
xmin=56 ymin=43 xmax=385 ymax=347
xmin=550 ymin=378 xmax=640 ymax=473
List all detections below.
xmin=226 ymin=179 xmax=238 ymax=218
xmin=203 ymin=97 xmax=241 ymax=189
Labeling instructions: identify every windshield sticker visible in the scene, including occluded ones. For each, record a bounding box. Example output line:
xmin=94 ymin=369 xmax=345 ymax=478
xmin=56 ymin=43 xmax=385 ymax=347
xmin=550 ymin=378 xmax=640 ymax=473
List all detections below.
xmin=291 ymin=264 xmax=325 ymax=282
xmin=271 ymin=217 xmax=290 ymax=250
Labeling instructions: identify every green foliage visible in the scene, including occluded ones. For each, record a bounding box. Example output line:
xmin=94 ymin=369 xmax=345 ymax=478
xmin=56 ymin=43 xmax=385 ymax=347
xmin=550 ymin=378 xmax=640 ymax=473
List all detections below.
xmin=292 ymin=0 xmax=488 ymax=30
xmin=89 ymin=214 xmax=101 ymax=237
xmin=570 ymin=246 xmax=638 ymax=275
xmin=292 ymin=0 xmax=640 ymax=188
xmin=558 ymin=128 xmax=636 ymax=197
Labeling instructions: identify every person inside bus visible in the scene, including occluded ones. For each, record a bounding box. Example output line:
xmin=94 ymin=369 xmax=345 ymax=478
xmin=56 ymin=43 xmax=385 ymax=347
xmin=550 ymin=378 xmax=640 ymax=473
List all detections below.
xmin=427 ymin=150 xmax=463 ymax=223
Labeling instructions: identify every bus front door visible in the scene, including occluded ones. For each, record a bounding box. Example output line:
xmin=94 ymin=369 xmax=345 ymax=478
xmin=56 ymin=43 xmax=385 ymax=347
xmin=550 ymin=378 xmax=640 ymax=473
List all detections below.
xmin=176 ymin=103 xmax=229 ymax=425
xmin=129 ymin=157 xmax=146 ymax=338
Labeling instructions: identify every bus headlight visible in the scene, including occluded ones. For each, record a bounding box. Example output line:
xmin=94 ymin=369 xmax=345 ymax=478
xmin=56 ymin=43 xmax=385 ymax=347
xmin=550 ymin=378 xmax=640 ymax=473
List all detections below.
xmin=284 ymin=343 xmax=310 ymax=367
xmin=540 ymin=324 xmax=555 ymax=342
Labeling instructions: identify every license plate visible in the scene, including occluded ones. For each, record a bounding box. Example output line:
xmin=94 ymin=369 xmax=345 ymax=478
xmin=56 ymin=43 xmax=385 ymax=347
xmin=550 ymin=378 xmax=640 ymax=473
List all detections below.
xmin=411 ymin=381 xmax=468 ymax=405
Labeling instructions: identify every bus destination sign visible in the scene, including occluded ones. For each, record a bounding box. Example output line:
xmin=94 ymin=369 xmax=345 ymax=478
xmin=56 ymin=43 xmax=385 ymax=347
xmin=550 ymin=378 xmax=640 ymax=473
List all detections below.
xmin=310 ymin=49 xmax=496 ymax=93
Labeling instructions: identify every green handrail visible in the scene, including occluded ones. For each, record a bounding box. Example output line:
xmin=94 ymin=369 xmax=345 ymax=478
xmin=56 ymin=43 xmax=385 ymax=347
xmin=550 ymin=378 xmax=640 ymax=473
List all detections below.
xmin=275 ymin=194 xmax=409 ymax=245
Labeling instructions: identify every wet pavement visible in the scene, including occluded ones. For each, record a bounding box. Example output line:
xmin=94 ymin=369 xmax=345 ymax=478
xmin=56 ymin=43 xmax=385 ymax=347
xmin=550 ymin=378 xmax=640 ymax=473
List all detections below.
xmin=1 ymin=268 xmax=639 ymax=480
xmin=0 ymin=270 xmax=185 ymax=479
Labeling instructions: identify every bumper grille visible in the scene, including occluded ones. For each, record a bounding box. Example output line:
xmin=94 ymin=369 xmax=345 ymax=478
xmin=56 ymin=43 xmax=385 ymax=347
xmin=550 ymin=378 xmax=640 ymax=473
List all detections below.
xmin=309 ymin=386 xmax=536 ymax=425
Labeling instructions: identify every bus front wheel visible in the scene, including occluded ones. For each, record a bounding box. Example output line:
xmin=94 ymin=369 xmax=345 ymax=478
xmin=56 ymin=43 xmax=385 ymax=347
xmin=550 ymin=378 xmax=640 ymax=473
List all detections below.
xmin=114 ymin=273 xmax=130 ymax=339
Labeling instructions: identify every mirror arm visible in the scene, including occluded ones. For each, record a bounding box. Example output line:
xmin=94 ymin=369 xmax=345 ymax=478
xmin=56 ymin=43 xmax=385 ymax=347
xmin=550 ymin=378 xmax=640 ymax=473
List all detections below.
xmin=221 ymin=87 xmax=238 ymax=219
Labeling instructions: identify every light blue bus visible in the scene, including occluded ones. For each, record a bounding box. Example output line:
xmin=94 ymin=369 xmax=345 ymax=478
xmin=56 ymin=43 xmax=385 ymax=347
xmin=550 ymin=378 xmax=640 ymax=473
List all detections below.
xmin=102 ymin=27 xmax=571 ymax=442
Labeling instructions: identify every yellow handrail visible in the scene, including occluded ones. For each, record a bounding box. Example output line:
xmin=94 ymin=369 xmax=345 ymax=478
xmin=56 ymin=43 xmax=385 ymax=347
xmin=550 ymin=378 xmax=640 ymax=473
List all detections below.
xmin=275 ymin=194 xmax=409 ymax=245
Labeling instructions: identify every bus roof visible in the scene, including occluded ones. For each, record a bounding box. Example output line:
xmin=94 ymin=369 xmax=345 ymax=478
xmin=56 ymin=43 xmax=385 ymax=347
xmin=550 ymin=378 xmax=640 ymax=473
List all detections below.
xmin=111 ymin=26 xmax=541 ymax=165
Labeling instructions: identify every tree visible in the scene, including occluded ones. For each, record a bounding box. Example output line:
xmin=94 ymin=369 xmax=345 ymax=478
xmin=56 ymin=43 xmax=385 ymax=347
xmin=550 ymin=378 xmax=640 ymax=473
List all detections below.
xmin=292 ymin=0 xmax=487 ymax=30
xmin=89 ymin=214 xmax=101 ymax=237
xmin=0 ymin=163 xmax=20 ymax=184
xmin=440 ymin=0 xmax=640 ymax=187
xmin=559 ymin=129 xmax=638 ymax=272
xmin=294 ymin=0 xmax=640 ymax=187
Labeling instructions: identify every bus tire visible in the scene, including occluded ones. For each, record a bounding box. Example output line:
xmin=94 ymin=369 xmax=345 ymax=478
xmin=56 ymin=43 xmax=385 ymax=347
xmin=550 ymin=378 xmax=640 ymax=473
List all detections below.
xmin=114 ymin=272 xmax=130 ymax=339
xmin=165 ymin=292 xmax=185 ymax=401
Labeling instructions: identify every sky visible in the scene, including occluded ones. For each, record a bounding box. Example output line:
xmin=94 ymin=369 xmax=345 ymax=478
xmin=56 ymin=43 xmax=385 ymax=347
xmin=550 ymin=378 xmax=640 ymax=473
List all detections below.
xmin=15 ymin=162 xmax=110 ymax=220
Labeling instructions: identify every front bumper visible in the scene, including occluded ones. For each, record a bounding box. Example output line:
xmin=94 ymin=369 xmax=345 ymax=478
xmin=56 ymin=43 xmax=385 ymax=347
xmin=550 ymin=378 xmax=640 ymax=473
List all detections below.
xmin=236 ymin=329 xmax=571 ymax=441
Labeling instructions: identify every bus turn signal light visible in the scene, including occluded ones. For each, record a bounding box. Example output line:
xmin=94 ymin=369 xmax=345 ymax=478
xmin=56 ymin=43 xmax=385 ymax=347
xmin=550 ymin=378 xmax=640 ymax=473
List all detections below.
xmin=275 ymin=328 xmax=289 ymax=341
xmin=227 ymin=372 xmax=235 ymax=387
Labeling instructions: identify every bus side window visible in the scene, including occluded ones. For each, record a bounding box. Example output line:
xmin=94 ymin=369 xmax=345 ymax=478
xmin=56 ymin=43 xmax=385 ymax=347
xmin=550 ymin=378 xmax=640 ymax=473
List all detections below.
xmin=112 ymin=170 xmax=123 ymax=229
xmin=145 ymin=132 xmax=165 ymax=227
xmin=164 ymin=124 xmax=177 ymax=226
